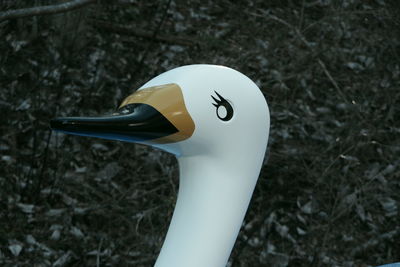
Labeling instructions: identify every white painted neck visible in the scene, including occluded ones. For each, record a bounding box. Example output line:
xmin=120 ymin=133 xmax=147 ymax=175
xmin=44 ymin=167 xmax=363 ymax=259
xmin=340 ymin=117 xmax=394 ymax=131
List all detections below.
xmin=154 ymin=152 xmax=264 ymax=267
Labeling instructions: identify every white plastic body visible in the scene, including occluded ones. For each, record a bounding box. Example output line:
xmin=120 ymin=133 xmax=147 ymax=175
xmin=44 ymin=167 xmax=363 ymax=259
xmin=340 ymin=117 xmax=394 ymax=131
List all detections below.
xmin=138 ymin=65 xmax=270 ymax=267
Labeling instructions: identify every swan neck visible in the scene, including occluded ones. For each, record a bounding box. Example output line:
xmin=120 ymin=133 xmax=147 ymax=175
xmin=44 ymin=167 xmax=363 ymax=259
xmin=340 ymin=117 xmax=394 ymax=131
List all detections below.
xmin=154 ymin=155 xmax=263 ymax=267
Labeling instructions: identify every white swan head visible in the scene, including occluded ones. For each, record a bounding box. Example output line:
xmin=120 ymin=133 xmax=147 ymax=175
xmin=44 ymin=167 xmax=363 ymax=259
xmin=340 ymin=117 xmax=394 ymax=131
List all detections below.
xmin=51 ymin=64 xmax=270 ymax=267
xmin=51 ymin=64 xmax=269 ymax=158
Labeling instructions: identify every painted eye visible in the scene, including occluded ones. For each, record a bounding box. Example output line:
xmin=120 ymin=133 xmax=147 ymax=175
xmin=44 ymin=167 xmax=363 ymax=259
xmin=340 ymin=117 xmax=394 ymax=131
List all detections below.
xmin=211 ymin=91 xmax=233 ymax=121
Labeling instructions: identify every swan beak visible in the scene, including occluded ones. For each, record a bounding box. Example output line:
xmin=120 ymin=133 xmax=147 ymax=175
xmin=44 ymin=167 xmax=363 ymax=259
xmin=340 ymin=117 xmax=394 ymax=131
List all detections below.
xmin=50 ymin=83 xmax=195 ymax=144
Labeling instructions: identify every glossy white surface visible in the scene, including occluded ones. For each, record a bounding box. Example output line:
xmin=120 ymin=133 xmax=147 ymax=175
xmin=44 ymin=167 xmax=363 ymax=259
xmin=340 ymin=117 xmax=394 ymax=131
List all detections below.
xmin=138 ymin=65 xmax=270 ymax=267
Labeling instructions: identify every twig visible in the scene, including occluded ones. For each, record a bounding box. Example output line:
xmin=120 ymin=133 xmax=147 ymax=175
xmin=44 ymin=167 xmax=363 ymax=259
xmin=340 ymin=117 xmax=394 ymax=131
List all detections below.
xmin=35 ymin=129 xmax=52 ymax=202
xmin=316 ymin=59 xmax=348 ymax=102
xmin=273 ymin=14 xmax=351 ymax=105
xmin=134 ymin=0 xmax=172 ymax=81
xmin=0 ymin=0 xmax=97 ymax=22
xmin=250 ymin=11 xmax=351 ymax=105
xmin=96 ymin=237 xmax=104 ymax=267
xmin=115 ymin=0 xmax=137 ymax=4
xmin=90 ymin=19 xmax=197 ymax=47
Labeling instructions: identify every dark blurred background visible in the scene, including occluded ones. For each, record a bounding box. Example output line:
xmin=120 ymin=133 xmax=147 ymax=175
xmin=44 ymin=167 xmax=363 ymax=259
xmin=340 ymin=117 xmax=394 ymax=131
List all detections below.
xmin=0 ymin=0 xmax=399 ymax=266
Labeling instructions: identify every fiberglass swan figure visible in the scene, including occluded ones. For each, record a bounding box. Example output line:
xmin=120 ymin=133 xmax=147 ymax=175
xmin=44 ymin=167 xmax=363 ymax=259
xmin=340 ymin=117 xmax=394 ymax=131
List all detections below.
xmin=50 ymin=64 xmax=270 ymax=267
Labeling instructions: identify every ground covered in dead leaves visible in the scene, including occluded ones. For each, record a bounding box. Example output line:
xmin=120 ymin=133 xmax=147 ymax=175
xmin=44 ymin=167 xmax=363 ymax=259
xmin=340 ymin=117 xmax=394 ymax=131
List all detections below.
xmin=0 ymin=0 xmax=399 ymax=266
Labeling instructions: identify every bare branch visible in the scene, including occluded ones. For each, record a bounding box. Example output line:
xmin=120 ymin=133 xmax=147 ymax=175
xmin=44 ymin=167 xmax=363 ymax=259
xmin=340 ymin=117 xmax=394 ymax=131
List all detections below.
xmin=0 ymin=0 xmax=98 ymax=22
xmin=249 ymin=10 xmax=353 ymax=106
xmin=91 ymin=20 xmax=199 ymax=47
xmin=115 ymin=0 xmax=137 ymax=4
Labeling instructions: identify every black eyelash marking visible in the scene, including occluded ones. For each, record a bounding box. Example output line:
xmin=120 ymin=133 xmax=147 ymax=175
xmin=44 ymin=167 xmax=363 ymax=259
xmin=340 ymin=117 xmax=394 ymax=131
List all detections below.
xmin=211 ymin=91 xmax=234 ymax=121
xmin=211 ymin=91 xmax=225 ymax=107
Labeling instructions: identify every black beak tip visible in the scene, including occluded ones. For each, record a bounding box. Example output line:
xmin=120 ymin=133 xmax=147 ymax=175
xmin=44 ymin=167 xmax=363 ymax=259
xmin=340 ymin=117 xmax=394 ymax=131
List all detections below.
xmin=50 ymin=118 xmax=67 ymax=131
xmin=48 ymin=103 xmax=180 ymax=141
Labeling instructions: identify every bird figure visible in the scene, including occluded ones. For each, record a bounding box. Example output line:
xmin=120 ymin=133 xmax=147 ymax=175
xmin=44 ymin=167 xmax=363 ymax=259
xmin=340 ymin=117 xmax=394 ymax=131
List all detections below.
xmin=50 ymin=64 xmax=270 ymax=267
